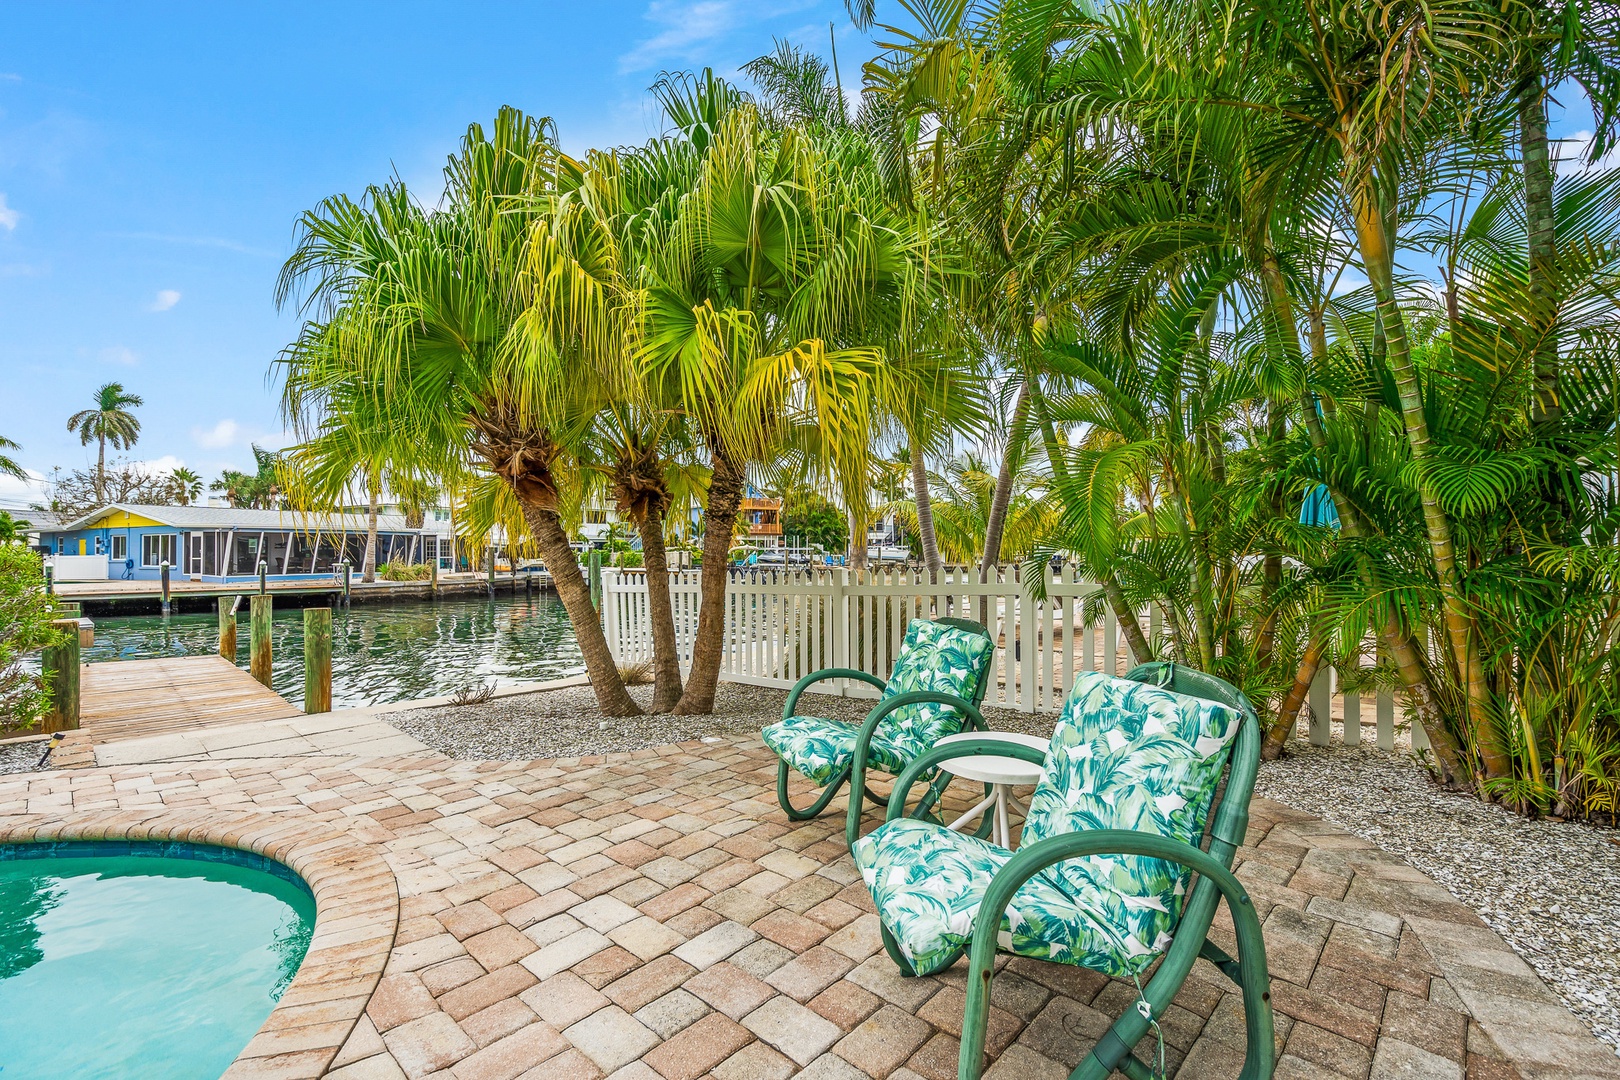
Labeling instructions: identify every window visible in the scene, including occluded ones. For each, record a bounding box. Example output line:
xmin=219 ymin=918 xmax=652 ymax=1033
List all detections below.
xmin=111 ymin=535 xmax=127 ymax=560
xmin=94 ymin=535 xmax=105 ymax=555
xmin=142 ymin=533 xmax=177 ymax=567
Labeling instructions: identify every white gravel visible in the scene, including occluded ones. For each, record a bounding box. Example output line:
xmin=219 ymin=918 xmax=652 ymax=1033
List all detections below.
xmin=0 ymin=740 xmax=49 ymax=776
xmin=1257 ymin=742 xmax=1620 ymax=1054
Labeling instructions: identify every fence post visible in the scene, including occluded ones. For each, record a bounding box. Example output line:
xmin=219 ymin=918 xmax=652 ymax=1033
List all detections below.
xmin=160 ymin=561 xmax=172 ymax=616
xmin=250 ymin=594 xmax=273 ymax=688
xmin=41 ymin=619 xmax=81 ymax=732
xmin=303 ymin=607 xmax=332 ymax=713
xmin=1343 ymin=648 xmax=1362 ymax=747
xmin=1308 ymin=666 xmax=1332 ymax=746
xmin=218 ymin=596 xmax=236 ymax=658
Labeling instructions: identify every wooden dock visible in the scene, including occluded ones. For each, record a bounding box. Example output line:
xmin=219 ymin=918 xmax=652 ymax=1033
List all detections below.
xmin=53 ymin=656 xmax=300 ymax=769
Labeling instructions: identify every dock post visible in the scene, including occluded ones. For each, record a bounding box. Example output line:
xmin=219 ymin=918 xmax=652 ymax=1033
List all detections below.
xmin=340 ymin=562 xmax=351 ymax=608
xmin=430 ymin=557 xmax=439 ymax=597
xmin=160 ymin=561 xmax=172 ymax=616
xmin=588 ymin=549 xmax=602 ymax=610
xmin=486 ymin=549 xmax=495 ymax=600
xmin=258 ymin=559 xmax=268 ymax=595
xmin=303 ymin=607 xmax=332 ymax=714
xmin=250 ymin=594 xmax=273 ymax=688
xmin=41 ymin=619 xmax=81 ymax=732
xmin=44 ymin=562 xmax=53 ymax=595
xmin=218 ymin=596 xmax=237 ymax=658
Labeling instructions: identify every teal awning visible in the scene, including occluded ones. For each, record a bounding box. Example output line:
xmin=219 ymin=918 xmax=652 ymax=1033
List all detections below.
xmin=1299 ymin=484 xmax=1341 ymax=529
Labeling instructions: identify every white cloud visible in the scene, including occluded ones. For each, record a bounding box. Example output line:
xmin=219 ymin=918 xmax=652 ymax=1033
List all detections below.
xmin=98 ymin=345 xmax=138 ymax=366
xmin=148 ymin=288 xmax=181 ymax=312
xmin=618 ymin=0 xmax=745 ymax=72
xmin=0 ymin=468 xmax=48 ymax=502
xmin=0 ymin=194 xmax=17 ymax=230
xmin=131 ymin=455 xmax=185 ymax=476
xmin=192 ymin=419 xmax=240 ymax=450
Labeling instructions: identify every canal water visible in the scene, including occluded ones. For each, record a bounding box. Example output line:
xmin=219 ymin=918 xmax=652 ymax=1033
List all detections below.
xmin=83 ymin=594 xmax=583 ymax=710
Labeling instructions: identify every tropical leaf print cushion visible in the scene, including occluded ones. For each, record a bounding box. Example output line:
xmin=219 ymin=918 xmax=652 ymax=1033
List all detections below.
xmin=873 ymin=620 xmax=995 ymax=756
xmin=854 ymin=670 xmax=1242 ymax=977
xmin=763 ymin=620 xmax=993 ymax=786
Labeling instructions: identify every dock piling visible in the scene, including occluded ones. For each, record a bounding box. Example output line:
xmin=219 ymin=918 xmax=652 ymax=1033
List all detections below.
xmin=160 ymin=561 xmax=172 ymax=616
xmin=303 ymin=607 xmax=332 ymax=714
xmin=588 ymin=549 xmax=602 ymax=610
xmin=257 ymin=560 xmax=268 ymax=595
xmin=486 ymin=549 xmax=495 ymax=600
xmin=340 ymin=562 xmax=351 ymax=608
xmin=431 ymin=558 xmax=439 ymax=597
xmin=41 ymin=619 xmax=81 ymax=732
xmin=250 ymin=594 xmax=273 ymax=688
xmin=218 ymin=597 xmax=237 ymax=658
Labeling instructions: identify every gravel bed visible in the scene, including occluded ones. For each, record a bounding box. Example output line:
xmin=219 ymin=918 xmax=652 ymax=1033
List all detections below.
xmin=1257 ymin=743 xmax=1620 ymax=1054
xmin=0 ymin=740 xmax=49 ymax=776
xmin=384 ymin=681 xmax=1042 ymax=761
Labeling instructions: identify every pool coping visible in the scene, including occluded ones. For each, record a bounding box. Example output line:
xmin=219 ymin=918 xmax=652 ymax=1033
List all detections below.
xmin=0 ymin=809 xmax=398 ymax=1080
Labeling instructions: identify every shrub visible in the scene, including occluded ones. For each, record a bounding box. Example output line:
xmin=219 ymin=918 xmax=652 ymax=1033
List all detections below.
xmin=380 ymin=558 xmax=433 ymax=581
xmin=0 ymin=547 xmax=68 ymax=728
xmin=616 ymin=550 xmax=645 ymax=568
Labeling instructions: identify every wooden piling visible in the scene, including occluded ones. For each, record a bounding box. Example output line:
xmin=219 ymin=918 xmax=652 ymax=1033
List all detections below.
xmin=250 ymin=594 xmax=273 ymax=688
xmin=218 ymin=597 xmax=237 ymax=658
xmin=588 ymin=549 xmax=602 ymax=610
xmin=303 ymin=607 xmax=332 ymax=714
xmin=160 ymin=561 xmax=172 ymax=616
xmin=41 ymin=619 xmax=81 ymax=732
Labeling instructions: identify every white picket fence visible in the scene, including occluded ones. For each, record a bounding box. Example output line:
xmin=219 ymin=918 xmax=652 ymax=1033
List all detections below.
xmin=601 ymin=567 xmax=1415 ymax=750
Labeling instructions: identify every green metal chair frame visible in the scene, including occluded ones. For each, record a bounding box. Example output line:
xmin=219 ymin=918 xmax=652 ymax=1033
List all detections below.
xmin=775 ymin=616 xmax=998 ymax=848
xmin=875 ymin=662 xmax=1274 ymax=1080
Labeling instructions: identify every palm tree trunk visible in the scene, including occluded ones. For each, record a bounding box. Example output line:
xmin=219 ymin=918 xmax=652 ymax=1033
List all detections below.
xmin=362 ymin=483 xmax=379 ymax=583
xmin=1099 ymin=573 xmax=1151 ymax=666
xmin=910 ymin=443 xmax=942 ymax=583
xmin=633 ymin=504 xmax=684 ymax=713
xmin=676 ymin=446 xmax=746 ymax=715
xmin=520 ymin=500 xmax=641 ymax=717
xmin=980 ymin=382 xmax=1030 ymax=579
xmin=96 ymin=434 xmax=106 ymax=506
xmin=1263 ymin=634 xmax=1325 ymax=759
xmin=1521 ymin=61 xmax=1559 ymax=429
xmin=1353 ymin=178 xmax=1506 ymax=781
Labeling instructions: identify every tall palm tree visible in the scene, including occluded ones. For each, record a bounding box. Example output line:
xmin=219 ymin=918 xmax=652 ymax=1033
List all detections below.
xmin=66 ymin=382 xmax=143 ymax=505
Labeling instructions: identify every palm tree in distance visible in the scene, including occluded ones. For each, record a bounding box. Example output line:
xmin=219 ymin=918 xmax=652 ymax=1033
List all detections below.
xmin=169 ymin=467 xmax=203 ymax=506
xmin=0 ymin=511 xmax=29 ymax=546
xmin=66 ymin=382 xmax=143 ymax=505
xmin=0 ymin=436 xmax=27 ymax=484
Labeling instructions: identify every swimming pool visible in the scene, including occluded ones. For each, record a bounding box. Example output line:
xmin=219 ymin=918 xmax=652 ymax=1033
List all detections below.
xmin=0 ymin=841 xmax=315 ymax=1080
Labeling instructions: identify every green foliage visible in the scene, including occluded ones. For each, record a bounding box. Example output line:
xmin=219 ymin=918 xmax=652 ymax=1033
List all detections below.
xmin=615 ymin=550 xmax=645 ymax=568
xmin=0 ymin=547 xmax=66 ymax=727
xmin=781 ymin=490 xmax=850 ymax=552
xmin=0 ymin=512 xmax=29 ymax=546
xmin=379 ymin=559 xmax=432 ymax=582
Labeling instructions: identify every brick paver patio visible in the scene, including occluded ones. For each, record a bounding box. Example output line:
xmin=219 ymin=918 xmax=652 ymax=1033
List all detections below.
xmin=2 ymin=730 xmax=1616 ymax=1080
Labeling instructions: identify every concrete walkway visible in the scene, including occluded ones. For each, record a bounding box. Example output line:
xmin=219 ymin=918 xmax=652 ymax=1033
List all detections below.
xmin=2 ymin=731 xmax=1615 ymax=1080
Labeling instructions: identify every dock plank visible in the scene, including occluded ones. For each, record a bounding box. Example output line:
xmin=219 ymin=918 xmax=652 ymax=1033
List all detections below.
xmin=54 ymin=656 xmax=299 ymax=768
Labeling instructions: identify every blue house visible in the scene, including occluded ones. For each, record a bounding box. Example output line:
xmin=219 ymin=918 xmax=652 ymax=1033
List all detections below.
xmin=38 ymin=504 xmax=449 ymax=582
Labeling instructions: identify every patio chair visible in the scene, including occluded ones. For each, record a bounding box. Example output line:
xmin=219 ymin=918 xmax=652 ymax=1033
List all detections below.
xmin=763 ymin=617 xmax=997 ymax=848
xmin=854 ymin=663 xmax=1274 ymax=1080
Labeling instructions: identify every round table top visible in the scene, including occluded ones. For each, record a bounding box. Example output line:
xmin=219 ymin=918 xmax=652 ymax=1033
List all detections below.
xmin=935 ymin=731 xmax=1048 ymax=786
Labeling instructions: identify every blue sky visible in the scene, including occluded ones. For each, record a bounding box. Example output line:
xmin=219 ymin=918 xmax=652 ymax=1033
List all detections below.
xmin=0 ymin=4 xmax=1608 ymax=506
xmin=0 ymin=0 xmax=868 ymax=501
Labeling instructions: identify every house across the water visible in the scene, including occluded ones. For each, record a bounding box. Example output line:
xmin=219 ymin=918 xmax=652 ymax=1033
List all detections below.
xmin=36 ymin=504 xmax=452 ymax=582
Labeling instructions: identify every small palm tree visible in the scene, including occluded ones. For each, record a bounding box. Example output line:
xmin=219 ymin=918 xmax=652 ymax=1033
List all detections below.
xmin=169 ymin=467 xmax=203 ymax=505
xmin=66 ymin=382 xmax=144 ymax=505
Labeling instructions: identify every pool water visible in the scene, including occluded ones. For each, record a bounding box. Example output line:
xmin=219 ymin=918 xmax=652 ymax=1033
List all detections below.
xmin=0 ymin=844 xmax=315 ymax=1080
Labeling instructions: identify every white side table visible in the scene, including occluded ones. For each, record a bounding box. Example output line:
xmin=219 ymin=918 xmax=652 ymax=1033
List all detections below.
xmin=935 ymin=731 xmax=1049 ymax=847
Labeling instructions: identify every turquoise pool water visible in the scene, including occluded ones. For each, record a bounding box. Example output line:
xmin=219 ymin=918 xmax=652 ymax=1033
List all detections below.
xmin=0 ymin=843 xmax=315 ymax=1080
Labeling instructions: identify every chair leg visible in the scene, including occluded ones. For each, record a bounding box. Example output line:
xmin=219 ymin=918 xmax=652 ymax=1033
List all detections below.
xmin=777 ymin=760 xmax=850 ymax=822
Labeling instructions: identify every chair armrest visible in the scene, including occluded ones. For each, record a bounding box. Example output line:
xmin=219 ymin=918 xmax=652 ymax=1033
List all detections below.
xmin=782 ymin=668 xmax=888 ymax=719
xmin=883 ymin=734 xmax=1042 ymax=823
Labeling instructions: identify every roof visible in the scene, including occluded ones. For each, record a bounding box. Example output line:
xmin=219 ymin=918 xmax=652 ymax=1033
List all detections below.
xmin=46 ymin=503 xmax=437 ymax=534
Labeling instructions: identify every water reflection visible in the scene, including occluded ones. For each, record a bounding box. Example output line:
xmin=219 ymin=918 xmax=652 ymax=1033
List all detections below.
xmin=0 ymin=871 xmax=61 ymax=980
xmin=84 ymin=595 xmax=583 ymax=709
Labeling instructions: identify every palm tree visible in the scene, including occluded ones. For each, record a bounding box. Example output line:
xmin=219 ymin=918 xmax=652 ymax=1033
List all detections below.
xmin=169 ymin=467 xmax=203 ymax=506
xmin=278 ymin=109 xmax=645 ymax=717
xmin=0 ymin=436 xmax=26 ymax=484
xmin=66 ymin=382 xmax=143 ymax=505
